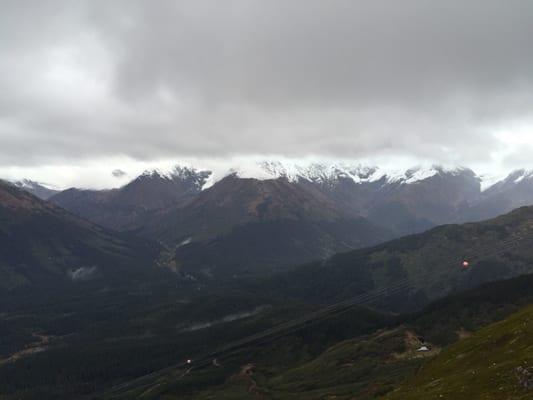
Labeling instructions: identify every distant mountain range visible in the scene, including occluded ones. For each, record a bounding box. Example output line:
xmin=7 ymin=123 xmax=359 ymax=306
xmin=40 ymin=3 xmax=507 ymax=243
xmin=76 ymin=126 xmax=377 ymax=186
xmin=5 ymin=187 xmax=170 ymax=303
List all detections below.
xmin=41 ymin=161 xmax=533 ymax=231
xmin=10 ymin=161 xmax=533 ymax=278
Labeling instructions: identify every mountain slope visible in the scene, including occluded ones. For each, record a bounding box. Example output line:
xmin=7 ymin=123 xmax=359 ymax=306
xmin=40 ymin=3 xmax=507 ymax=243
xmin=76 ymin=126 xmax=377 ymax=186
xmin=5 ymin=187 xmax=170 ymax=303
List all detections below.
xmin=366 ymin=167 xmax=480 ymax=232
xmin=173 ymin=217 xmax=389 ymax=277
xmin=12 ymin=179 xmax=59 ymax=200
xmin=387 ymin=304 xmax=533 ymax=400
xmin=50 ymin=167 xmax=210 ymax=231
xmin=143 ymin=175 xmax=392 ymax=277
xmin=265 ymin=205 xmax=533 ymax=312
xmin=101 ymin=272 xmax=533 ymax=400
xmin=288 ymin=165 xmax=481 ymax=233
xmin=461 ymin=169 xmax=533 ymax=222
xmin=0 ymin=180 xmax=162 ymax=292
xmin=218 ymin=162 xmax=483 ymax=235
xmin=147 ymin=174 xmax=356 ymax=242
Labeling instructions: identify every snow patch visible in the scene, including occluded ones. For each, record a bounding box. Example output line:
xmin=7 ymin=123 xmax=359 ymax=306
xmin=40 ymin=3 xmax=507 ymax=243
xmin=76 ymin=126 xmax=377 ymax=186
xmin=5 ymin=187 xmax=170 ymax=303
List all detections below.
xmin=12 ymin=179 xmax=59 ymax=191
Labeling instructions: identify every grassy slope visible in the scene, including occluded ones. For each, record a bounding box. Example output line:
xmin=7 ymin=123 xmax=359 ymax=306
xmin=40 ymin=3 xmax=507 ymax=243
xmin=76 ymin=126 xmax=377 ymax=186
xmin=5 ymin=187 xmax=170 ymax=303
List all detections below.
xmin=115 ymin=312 xmax=409 ymax=400
xmin=169 ymin=326 xmax=429 ymax=400
xmin=263 ymin=206 xmax=533 ymax=312
xmin=386 ymin=305 xmax=533 ymax=400
xmin=115 ymin=273 xmax=533 ymax=400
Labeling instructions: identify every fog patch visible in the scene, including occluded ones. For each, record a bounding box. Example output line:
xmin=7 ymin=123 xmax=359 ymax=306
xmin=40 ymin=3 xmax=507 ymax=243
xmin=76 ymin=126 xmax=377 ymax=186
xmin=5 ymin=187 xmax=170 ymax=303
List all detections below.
xmin=180 ymin=306 xmax=270 ymax=333
xmin=68 ymin=266 xmax=98 ymax=281
xmin=176 ymin=237 xmax=192 ymax=248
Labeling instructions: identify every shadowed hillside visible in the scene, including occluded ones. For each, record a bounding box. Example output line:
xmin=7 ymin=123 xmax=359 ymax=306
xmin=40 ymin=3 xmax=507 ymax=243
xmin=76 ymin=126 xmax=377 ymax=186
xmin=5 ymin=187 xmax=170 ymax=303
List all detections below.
xmin=0 ymin=180 xmax=163 ymax=292
xmin=264 ymin=206 xmax=533 ymax=312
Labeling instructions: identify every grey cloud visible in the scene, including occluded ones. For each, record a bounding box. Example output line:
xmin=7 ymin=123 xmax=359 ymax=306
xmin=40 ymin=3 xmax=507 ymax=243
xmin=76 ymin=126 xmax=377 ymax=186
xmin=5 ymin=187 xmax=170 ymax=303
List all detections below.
xmin=112 ymin=169 xmax=127 ymax=178
xmin=1 ymin=0 xmax=533 ymax=169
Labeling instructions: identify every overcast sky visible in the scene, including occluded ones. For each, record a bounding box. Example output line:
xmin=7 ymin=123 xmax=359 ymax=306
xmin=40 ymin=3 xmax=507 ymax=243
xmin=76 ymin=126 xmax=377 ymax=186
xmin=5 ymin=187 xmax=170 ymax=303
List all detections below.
xmin=2 ymin=0 xmax=533 ymax=188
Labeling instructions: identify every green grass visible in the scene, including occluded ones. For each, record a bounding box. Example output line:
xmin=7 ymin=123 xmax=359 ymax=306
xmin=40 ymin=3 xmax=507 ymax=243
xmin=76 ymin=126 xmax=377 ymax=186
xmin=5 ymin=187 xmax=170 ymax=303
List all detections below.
xmin=146 ymin=325 xmax=428 ymax=400
xmin=386 ymin=304 xmax=533 ymax=400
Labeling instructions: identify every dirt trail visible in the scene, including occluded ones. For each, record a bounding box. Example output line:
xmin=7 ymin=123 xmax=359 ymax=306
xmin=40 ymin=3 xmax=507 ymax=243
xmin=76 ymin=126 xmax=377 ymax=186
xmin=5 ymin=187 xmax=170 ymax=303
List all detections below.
xmin=0 ymin=333 xmax=53 ymax=365
xmin=231 ymin=363 xmax=269 ymax=399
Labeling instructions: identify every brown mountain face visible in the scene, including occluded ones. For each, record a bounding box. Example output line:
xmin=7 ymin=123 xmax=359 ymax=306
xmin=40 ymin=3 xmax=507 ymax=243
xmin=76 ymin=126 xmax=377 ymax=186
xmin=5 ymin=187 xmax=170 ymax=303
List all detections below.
xmin=0 ymin=180 xmax=162 ymax=292
xmin=50 ymin=167 xmax=210 ymax=231
xmin=140 ymin=175 xmax=392 ymax=278
xmin=294 ymin=167 xmax=482 ymax=235
xmin=146 ymin=174 xmax=350 ymax=242
xmin=365 ymin=168 xmax=482 ymax=233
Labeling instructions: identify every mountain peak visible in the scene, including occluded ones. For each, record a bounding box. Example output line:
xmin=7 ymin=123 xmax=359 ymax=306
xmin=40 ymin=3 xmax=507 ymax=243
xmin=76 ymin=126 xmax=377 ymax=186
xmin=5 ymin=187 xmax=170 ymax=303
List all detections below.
xmin=11 ymin=179 xmax=60 ymax=200
xmin=137 ymin=165 xmax=211 ymax=185
xmin=507 ymin=168 xmax=533 ymax=184
xmin=482 ymin=168 xmax=533 ymax=192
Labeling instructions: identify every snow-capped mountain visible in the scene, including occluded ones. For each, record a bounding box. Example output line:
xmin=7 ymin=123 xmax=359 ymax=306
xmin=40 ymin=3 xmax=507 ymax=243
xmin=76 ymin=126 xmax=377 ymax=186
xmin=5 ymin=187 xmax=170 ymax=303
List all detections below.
xmin=137 ymin=165 xmax=211 ymax=187
xmin=124 ymin=166 xmax=211 ymax=207
xmin=12 ymin=179 xmax=59 ymax=200
xmin=458 ymin=168 xmax=533 ymax=222
xmin=45 ymin=160 xmax=533 ymax=235
xmin=49 ymin=166 xmax=211 ymax=231
xmin=204 ymin=160 xmax=475 ymax=188
xmin=483 ymin=169 xmax=533 ymax=193
xmin=229 ymin=161 xmax=383 ymax=184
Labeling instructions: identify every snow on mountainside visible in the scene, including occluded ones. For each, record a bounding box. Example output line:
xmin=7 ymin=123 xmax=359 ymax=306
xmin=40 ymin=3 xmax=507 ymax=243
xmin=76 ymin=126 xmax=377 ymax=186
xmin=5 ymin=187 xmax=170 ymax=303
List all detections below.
xmin=12 ymin=179 xmax=59 ymax=200
xmin=205 ymin=161 xmax=476 ymax=188
xmin=484 ymin=169 xmax=533 ymax=192
xmin=479 ymin=169 xmax=533 ymax=207
xmin=48 ymin=165 xmax=212 ymax=231
xmin=138 ymin=165 xmax=211 ymax=183
xmin=10 ymin=161 xmax=507 ymax=194
xmin=134 ymin=165 xmax=211 ymax=191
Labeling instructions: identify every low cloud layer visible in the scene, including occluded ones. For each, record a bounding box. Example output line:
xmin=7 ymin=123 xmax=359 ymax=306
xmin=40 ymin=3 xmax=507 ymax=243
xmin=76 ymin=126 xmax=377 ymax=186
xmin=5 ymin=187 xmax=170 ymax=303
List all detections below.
xmin=2 ymin=0 xmax=533 ymax=180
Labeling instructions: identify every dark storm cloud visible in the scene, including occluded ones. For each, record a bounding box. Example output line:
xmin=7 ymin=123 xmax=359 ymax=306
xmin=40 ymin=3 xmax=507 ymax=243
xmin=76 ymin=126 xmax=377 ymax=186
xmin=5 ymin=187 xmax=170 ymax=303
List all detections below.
xmin=1 ymin=0 xmax=533 ymax=168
